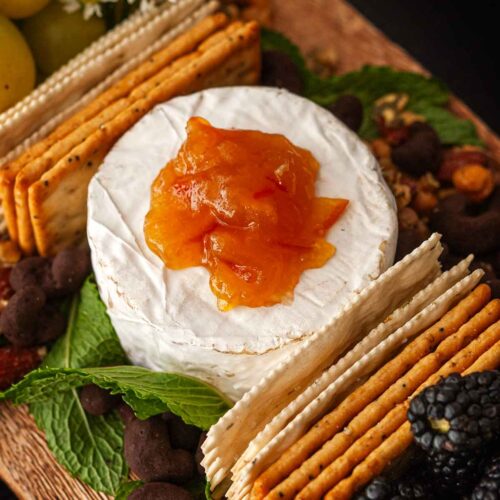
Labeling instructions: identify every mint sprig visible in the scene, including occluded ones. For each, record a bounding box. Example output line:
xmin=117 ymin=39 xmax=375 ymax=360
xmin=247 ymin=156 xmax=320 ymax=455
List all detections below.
xmin=0 ymin=276 xmax=230 ymax=495
xmin=2 ymin=366 xmax=231 ymax=429
xmin=261 ymin=29 xmax=482 ymax=146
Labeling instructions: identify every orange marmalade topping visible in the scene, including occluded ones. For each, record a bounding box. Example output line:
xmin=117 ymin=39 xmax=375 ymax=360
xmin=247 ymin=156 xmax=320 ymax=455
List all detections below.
xmin=144 ymin=117 xmax=348 ymax=311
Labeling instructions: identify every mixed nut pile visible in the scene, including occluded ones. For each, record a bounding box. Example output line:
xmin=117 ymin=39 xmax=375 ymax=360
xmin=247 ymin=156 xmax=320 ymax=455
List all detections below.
xmin=261 ymin=49 xmax=500 ymax=299
xmin=369 ymin=93 xmax=500 ymax=297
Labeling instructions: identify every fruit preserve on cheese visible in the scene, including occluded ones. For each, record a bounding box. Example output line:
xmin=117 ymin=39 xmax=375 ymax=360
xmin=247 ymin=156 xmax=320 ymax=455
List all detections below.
xmin=144 ymin=117 xmax=348 ymax=311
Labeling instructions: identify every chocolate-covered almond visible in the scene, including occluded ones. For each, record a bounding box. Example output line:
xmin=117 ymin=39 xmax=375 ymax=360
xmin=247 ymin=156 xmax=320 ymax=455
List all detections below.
xmin=128 ymin=482 xmax=193 ymax=500
xmin=79 ymin=384 xmax=121 ymax=416
xmin=124 ymin=416 xmax=194 ymax=483
xmin=163 ymin=411 xmax=201 ymax=452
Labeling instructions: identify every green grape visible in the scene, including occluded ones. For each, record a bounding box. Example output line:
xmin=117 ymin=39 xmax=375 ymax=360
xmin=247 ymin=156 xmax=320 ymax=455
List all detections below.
xmin=22 ymin=1 xmax=107 ymax=77
xmin=0 ymin=15 xmax=36 ymax=113
xmin=0 ymin=0 xmax=50 ymax=19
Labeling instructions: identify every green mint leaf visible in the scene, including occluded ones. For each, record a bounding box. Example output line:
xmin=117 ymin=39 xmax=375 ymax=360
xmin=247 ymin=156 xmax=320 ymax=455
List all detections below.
xmin=85 ymin=366 xmax=232 ymax=428
xmin=261 ymin=28 xmax=320 ymax=96
xmin=44 ymin=275 xmax=128 ymax=369
xmin=114 ymin=480 xmax=144 ymax=500
xmin=30 ymin=392 xmax=127 ymax=496
xmin=205 ymin=481 xmax=214 ymax=500
xmin=2 ymin=365 xmax=232 ymax=430
xmin=27 ymin=276 xmax=129 ymax=495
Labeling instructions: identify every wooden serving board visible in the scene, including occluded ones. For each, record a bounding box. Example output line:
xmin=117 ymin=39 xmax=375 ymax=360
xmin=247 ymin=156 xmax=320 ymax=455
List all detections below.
xmin=0 ymin=1 xmax=498 ymax=499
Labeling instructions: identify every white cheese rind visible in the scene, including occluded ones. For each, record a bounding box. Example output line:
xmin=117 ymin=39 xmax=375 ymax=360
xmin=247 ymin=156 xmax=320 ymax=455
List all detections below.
xmin=88 ymin=87 xmax=397 ymax=399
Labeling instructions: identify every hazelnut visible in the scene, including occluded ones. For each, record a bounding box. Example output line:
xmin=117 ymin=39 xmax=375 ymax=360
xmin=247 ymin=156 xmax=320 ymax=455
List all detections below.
xmin=307 ymin=46 xmax=339 ymax=78
xmin=0 ymin=240 xmax=21 ymax=265
xmin=452 ymin=164 xmax=494 ymax=203
xmin=398 ymin=207 xmax=420 ymax=231
xmin=371 ymin=139 xmax=391 ymax=160
xmin=412 ymin=190 xmax=438 ymax=214
xmin=418 ymin=172 xmax=440 ymax=192
xmin=392 ymin=183 xmax=412 ymax=210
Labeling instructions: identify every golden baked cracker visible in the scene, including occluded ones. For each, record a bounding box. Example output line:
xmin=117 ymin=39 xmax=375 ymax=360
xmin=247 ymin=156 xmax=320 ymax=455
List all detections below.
xmin=15 ymin=43 xmax=230 ymax=255
xmin=208 ymin=236 xmax=444 ymax=495
xmin=289 ymin=301 xmax=500 ymax=500
xmin=127 ymin=22 xmax=245 ymax=102
xmin=0 ymin=142 xmax=49 ymax=241
xmin=324 ymin=321 xmax=500 ymax=500
xmin=250 ymin=284 xmax=491 ymax=498
xmin=14 ymin=99 xmax=130 ymax=255
xmin=231 ymin=262 xmax=477 ymax=500
xmin=29 ymin=21 xmax=260 ymax=256
xmin=465 ymin=338 xmax=500 ymax=372
xmin=0 ymin=12 xmax=229 ymax=245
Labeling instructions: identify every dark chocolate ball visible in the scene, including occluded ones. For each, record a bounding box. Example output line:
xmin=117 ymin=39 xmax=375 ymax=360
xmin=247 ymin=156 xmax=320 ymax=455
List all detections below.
xmin=392 ymin=122 xmax=442 ymax=177
xmin=0 ymin=286 xmax=46 ymax=346
xmin=124 ymin=416 xmax=194 ymax=483
xmin=261 ymin=50 xmax=304 ymax=95
xmin=51 ymin=247 xmax=91 ymax=295
xmin=118 ymin=403 xmax=136 ymax=424
xmin=9 ymin=257 xmax=56 ymax=296
xmin=430 ymin=191 xmax=500 ymax=255
xmin=79 ymin=384 xmax=121 ymax=416
xmin=128 ymin=482 xmax=193 ymax=500
xmin=326 ymin=94 xmax=364 ymax=132
xmin=36 ymin=305 xmax=66 ymax=344
xmin=163 ymin=412 xmax=201 ymax=452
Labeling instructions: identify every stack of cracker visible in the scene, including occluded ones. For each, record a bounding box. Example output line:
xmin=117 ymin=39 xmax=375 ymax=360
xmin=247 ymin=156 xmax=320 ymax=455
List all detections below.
xmin=0 ymin=0 xmax=217 ymax=158
xmin=0 ymin=9 xmax=261 ymax=257
xmin=202 ymin=234 xmax=500 ymax=499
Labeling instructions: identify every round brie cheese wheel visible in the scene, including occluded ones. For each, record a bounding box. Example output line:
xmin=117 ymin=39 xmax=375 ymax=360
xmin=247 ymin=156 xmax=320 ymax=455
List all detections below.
xmin=88 ymin=87 xmax=397 ymax=400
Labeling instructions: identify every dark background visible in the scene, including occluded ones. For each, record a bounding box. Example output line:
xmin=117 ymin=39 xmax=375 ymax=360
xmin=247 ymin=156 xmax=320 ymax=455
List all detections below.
xmin=349 ymin=0 xmax=500 ymax=133
xmin=0 ymin=1 xmax=498 ymax=499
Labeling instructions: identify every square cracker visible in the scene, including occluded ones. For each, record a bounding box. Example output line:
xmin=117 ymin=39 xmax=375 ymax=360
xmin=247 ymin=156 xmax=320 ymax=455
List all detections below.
xmin=14 ymin=15 xmax=237 ymax=255
xmin=28 ymin=21 xmax=260 ymax=256
xmin=0 ymin=12 xmax=229 ymax=246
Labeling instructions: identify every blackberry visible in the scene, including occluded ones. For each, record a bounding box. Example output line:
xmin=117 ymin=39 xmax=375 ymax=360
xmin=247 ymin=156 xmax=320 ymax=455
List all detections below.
xmin=354 ymin=473 xmax=433 ymax=500
xmin=354 ymin=476 xmax=392 ymax=500
xmin=427 ymin=449 xmax=485 ymax=494
xmin=408 ymin=371 xmax=500 ymax=454
xmin=471 ymin=454 xmax=500 ymax=500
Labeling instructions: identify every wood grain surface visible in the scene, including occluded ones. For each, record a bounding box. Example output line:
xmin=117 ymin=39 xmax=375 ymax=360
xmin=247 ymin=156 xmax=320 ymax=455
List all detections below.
xmin=0 ymin=1 xmax=499 ymax=499
xmin=271 ymin=0 xmax=500 ymax=158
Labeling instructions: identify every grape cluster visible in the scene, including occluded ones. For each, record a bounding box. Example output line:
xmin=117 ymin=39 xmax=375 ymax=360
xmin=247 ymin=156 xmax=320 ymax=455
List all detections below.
xmin=0 ymin=247 xmax=91 ymax=347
